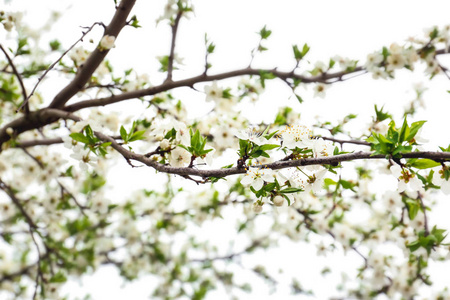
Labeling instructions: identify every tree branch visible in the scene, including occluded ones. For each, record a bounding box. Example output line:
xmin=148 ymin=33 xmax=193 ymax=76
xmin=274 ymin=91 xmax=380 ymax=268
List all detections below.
xmin=16 ymin=22 xmax=103 ymax=113
xmin=48 ymin=0 xmax=136 ymax=109
xmin=95 ymin=131 xmax=450 ymax=179
xmin=0 ymin=44 xmax=29 ymax=114
xmin=165 ymin=11 xmax=183 ymax=82
xmin=64 ymin=66 xmax=365 ymax=112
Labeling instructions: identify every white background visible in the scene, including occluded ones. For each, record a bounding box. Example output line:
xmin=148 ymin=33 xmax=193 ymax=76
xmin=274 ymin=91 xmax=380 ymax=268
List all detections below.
xmin=2 ymin=0 xmax=450 ymax=299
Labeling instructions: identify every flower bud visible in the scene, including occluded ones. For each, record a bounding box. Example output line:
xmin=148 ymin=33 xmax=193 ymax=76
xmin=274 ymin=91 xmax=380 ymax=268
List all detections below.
xmin=252 ymin=203 xmax=263 ymax=213
xmin=160 ymin=139 xmax=171 ymax=150
xmin=272 ymin=195 xmax=284 ymax=207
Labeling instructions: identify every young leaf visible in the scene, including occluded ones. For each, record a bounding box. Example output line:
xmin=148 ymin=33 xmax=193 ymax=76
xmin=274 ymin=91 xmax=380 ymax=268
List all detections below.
xmin=411 ymin=159 xmax=440 ymax=169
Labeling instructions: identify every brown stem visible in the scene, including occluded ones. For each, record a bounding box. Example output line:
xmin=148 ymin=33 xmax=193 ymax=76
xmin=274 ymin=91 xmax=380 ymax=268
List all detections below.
xmin=166 ymin=12 xmax=183 ymax=82
xmin=0 ymin=179 xmax=38 ymax=229
xmin=48 ymin=0 xmax=136 ymax=109
xmin=16 ymin=22 xmax=103 ymax=113
xmin=0 ymin=44 xmax=29 ymax=114
xmin=94 ymin=131 xmax=450 ymax=178
xmin=64 ymin=66 xmax=365 ymax=112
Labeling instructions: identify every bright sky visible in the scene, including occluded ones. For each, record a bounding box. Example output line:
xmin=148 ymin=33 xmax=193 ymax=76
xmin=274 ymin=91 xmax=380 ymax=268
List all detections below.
xmin=3 ymin=0 xmax=450 ymax=299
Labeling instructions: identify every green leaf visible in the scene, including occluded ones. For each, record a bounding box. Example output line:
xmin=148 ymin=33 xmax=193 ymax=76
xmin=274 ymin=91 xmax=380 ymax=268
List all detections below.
xmin=191 ymin=129 xmax=201 ymax=149
xmin=301 ymin=43 xmax=310 ymax=58
xmin=129 ymin=15 xmax=141 ymax=28
xmin=339 ymin=179 xmax=356 ymax=191
xmin=129 ymin=130 xmax=146 ymax=142
xmin=406 ymin=199 xmax=419 ymax=220
xmin=69 ymin=133 xmax=90 ymax=144
xmin=120 ymin=125 xmax=127 ymax=141
xmin=50 ymin=271 xmax=67 ymax=283
xmin=405 ymin=120 xmax=426 ymax=142
xmin=259 ymin=25 xmax=272 ymax=39
xmin=263 ymin=182 xmax=277 ymax=191
xmin=295 ymin=94 xmax=303 ymax=104
xmin=280 ymin=187 xmax=303 ymax=194
xmin=329 ymin=58 xmax=335 ymax=69
xmin=258 ymin=144 xmax=279 ymax=151
xmin=398 ymin=117 xmax=409 ymax=143
xmin=49 ymin=39 xmax=61 ymax=51
xmin=374 ymin=105 xmax=391 ymax=122
xmin=259 ymin=71 xmax=276 ymax=88
xmin=292 ymin=45 xmax=302 ymax=61
xmin=411 ymin=159 xmax=440 ymax=169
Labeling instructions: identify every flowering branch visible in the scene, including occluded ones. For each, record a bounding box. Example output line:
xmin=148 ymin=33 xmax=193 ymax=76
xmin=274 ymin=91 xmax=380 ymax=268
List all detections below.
xmin=0 ymin=44 xmax=28 ymax=113
xmin=48 ymin=0 xmax=136 ymax=109
xmin=95 ymin=131 xmax=450 ymax=178
xmin=16 ymin=22 xmax=104 ymax=113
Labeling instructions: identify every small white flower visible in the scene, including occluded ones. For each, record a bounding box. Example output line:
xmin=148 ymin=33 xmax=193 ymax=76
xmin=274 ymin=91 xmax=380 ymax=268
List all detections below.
xmin=313 ymin=83 xmax=328 ymax=98
xmin=272 ymin=195 xmax=285 ymax=207
xmin=169 ymin=147 xmax=191 ymax=167
xmin=432 ymin=166 xmax=450 ymax=195
xmin=241 ymin=167 xmax=275 ymax=191
xmin=368 ymin=66 xmax=388 ymax=80
xmin=312 ymin=138 xmax=334 ymax=158
xmin=204 ymin=81 xmax=223 ymax=103
xmin=160 ymin=139 xmax=171 ymax=150
xmin=390 ymin=164 xmax=423 ymax=193
xmin=253 ymin=202 xmax=263 ymax=213
xmin=386 ymin=53 xmax=405 ymax=71
xmin=382 ymin=190 xmax=402 ymax=211
xmin=314 ymin=61 xmax=327 ymax=73
xmin=99 ymin=35 xmax=116 ymax=50
xmin=69 ymin=47 xmax=90 ymax=66
xmin=365 ymin=52 xmax=384 ymax=68
xmin=280 ymin=124 xmax=313 ymax=149
xmin=234 ymin=127 xmax=266 ymax=145
xmin=70 ymin=145 xmax=98 ymax=170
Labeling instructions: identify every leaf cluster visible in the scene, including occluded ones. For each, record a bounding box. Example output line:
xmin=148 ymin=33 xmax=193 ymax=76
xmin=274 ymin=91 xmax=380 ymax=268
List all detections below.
xmin=69 ymin=125 xmax=111 ymax=156
xmin=367 ymin=118 xmax=426 ymax=158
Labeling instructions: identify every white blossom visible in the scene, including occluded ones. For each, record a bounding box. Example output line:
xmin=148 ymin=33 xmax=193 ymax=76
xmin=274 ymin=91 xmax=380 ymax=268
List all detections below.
xmin=234 ymin=127 xmax=266 ymax=145
xmin=169 ymin=147 xmax=191 ymax=167
xmin=99 ymin=35 xmax=116 ymax=50
xmin=280 ymin=124 xmax=313 ymax=149
xmin=241 ymin=167 xmax=275 ymax=191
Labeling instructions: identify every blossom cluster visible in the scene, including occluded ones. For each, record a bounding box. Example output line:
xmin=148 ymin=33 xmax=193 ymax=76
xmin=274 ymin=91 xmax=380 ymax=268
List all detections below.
xmin=1 ymin=1 xmax=450 ymax=300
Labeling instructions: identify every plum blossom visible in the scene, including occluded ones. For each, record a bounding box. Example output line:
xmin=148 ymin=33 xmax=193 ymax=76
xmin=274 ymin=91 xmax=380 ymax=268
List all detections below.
xmin=204 ymin=81 xmax=223 ymax=102
xmin=70 ymin=145 xmax=98 ymax=170
xmin=99 ymin=35 xmax=116 ymax=50
xmin=313 ymin=83 xmax=328 ymax=98
xmin=169 ymin=147 xmax=191 ymax=167
xmin=312 ymin=138 xmax=334 ymax=158
xmin=365 ymin=52 xmax=384 ymax=69
xmin=151 ymin=119 xmax=190 ymax=146
xmin=241 ymin=167 xmax=275 ymax=191
xmin=432 ymin=165 xmax=450 ymax=194
xmin=272 ymin=195 xmax=285 ymax=207
xmin=69 ymin=47 xmax=90 ymax=67
xmin=390 ymin=164 xmax=423 ymax=193
xmin=280 ymin=124 xmax=313 ymax=149
xmin=382 ymin=190 xmax=403 ymax=211
xmin=234 ymin=127 xmax=266 ymax=145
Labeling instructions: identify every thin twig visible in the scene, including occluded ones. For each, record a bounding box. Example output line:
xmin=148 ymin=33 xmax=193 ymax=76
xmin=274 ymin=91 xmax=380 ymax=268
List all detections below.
xmin=0 ymin=179 xmax=37 ymax=229
xmin=17 ymin=22 xmax=103 ymax=112
xmin=57 ymin=180 xmax=88 ymax=217
xmin=165 ymin=11 xmax=183 ymax=83
xmin=0 ymin=44 xmax=29 ymax=114
xmin=417 ymin=192 xmax=429 ymax=236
